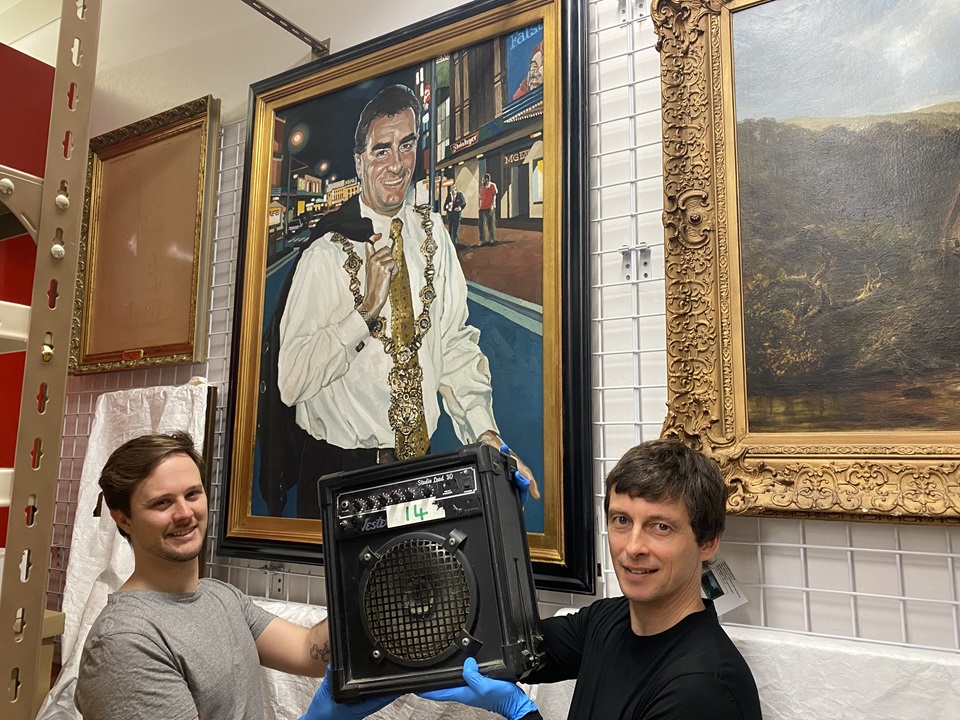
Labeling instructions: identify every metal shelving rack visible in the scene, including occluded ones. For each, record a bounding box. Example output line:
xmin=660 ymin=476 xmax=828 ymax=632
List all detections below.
xmin=0 ymin=1 xmax=102 ymax=717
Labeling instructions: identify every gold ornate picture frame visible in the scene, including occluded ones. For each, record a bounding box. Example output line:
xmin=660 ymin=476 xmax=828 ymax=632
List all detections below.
xmin=219 ymin=0 xmax=595 ymax=592
xmin=70 ymin=96 xmax=220 ymax=373
xmin=653 ymin=0 xmax=960 ymax=522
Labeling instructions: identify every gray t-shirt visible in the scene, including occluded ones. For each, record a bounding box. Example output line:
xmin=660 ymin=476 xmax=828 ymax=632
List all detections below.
xmin=75 ymin=578 xmax=276 ymax=720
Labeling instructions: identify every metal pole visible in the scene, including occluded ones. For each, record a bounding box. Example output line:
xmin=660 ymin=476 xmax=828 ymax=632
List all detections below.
xmin=0 ymin=1 xmax=102 ymax=717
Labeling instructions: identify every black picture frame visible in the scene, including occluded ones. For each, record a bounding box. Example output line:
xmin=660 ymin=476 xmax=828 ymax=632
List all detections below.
xmin=219 ymin=0 xmax=594 ymax=593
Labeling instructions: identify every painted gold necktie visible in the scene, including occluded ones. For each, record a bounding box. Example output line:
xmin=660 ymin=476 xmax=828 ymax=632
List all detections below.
xmin=387 ymin=217 xmax=429 ymax=458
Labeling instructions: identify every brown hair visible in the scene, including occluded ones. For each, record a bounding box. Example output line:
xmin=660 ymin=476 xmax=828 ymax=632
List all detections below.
xmin=99 ymin=431 xmax=204 ymax=539
xmin=353 ymin=84 xmax=421 ymax=155
xmin=604 ymin=439 xmax=727 ymax=546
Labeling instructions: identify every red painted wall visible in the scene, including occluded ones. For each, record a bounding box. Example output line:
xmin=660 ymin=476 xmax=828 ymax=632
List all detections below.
xmin=0 ymin=43 xmax=55 ymax=547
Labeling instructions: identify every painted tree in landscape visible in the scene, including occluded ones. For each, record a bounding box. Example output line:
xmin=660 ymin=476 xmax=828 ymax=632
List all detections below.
xmin=738 ymin=108 xmax=960 ymax=431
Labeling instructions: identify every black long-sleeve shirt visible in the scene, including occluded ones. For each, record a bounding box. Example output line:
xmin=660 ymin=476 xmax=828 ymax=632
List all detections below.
xmin=526 ymin=599 xmax=762 ymax=719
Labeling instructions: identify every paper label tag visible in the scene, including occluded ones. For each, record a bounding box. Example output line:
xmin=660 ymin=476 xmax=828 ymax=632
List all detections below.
xmin=701 ymin=557 xmax=748 ymax=616
xmin=386 ymin=499 xmax=446 ymax=528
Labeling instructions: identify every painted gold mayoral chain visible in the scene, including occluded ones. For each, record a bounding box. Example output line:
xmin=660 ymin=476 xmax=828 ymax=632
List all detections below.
xmin=333 ymin=205 xmax=437 ymax=459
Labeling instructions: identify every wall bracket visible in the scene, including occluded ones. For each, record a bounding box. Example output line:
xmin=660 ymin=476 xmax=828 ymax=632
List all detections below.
xmin=237 ymin=0 xmax=330 ymax=60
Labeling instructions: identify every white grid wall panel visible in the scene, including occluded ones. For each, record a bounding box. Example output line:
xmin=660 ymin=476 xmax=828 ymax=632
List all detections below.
xmin=590 ymin=2 xmax=669 ymax=600
xmin=202 ymin=120 xmax=330 ymax=606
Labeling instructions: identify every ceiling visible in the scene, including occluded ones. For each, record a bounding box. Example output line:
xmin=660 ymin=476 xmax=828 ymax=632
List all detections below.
xmin=0 ymin=0 xmax=60 ymax=45
xmin=0 ymin=0 xmax=328 ymax=47
xmin=5 ymin=0 xmax=466 ymax=133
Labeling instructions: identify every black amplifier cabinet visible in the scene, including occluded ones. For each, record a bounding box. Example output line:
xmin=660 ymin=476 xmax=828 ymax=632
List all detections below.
xmin=318 ymin=443 xmax=543 ymax=701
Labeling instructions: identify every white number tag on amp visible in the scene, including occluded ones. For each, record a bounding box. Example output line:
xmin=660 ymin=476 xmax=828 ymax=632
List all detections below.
xmin=386 ymin=498 xmax=447 ymax=528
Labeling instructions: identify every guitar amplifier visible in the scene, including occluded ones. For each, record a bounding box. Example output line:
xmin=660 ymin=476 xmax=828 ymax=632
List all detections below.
xmin=318 ymin=442 xmax=543 ymax=700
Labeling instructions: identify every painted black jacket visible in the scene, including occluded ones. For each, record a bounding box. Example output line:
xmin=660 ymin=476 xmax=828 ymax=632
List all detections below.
xmin=257 ymin=195 xmax=374 ymax=516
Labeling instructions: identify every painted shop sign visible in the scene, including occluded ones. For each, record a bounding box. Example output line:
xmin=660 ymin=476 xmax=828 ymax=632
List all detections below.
xmin=504 ymin=149 xmax=530 ymax=165
xmin=451 ymin=131 xmax=479 ymax=153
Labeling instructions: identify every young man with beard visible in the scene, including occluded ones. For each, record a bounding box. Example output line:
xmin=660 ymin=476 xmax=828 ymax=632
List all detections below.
xmin=74 ymin=432 xmax=395 ymax=720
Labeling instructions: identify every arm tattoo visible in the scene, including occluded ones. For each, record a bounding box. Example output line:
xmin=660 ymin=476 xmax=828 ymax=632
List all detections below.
xmin=310 ymin=640 xmax=331 ymax=664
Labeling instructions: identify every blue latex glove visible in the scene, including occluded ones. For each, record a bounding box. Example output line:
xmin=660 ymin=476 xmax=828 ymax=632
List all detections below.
xmin=417 ymin=657 xmax=539 ymax=720
xmin=501 ymin=443 xmax=531 ymax=506
xmin=299 ymin=670 xmax=397 ymax=720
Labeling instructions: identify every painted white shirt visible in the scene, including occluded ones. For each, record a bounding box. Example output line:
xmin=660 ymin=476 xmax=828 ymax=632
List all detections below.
xmin=278 ymin=198 xmax=498 ymax=449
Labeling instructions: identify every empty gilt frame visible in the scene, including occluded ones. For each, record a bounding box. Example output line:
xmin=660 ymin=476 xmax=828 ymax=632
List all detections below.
xmin=70 ymin=96 xmax=220 ymax=373
xmin=652 ymin=0 xmax=960 ymax=522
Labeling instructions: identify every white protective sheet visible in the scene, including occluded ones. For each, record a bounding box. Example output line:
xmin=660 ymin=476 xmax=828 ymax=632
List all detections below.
xmin=725 ymin=624 xmax=960 ymax=720
xmin=36 ymin=382 xmax=209 ymax=720
xmin=529 ymin=610 xmax=960 ymax=720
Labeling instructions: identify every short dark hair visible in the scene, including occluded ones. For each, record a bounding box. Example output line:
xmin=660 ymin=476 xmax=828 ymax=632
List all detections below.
xmin=482 ymin=173 xmax=491 ymax=182
xmin=99 ymin=432 xmax=204 ymax=539
xmin=603 ymin=439 xmax=727 ymax=546
xmin=354 ymin=84 xmax=421 ymax=154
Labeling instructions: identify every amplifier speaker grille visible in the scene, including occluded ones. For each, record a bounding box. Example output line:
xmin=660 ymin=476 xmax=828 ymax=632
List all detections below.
xmin=363 ymin=536 xmax=470 ymax=662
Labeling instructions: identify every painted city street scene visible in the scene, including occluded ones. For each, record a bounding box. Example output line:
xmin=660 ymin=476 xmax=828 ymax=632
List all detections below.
xmin=255 ymin=22 xmax=548 ymax=533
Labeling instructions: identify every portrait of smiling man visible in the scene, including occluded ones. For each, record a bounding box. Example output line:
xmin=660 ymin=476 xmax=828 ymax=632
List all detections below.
xmin=269 ymin=83 xmax=536 ymax=519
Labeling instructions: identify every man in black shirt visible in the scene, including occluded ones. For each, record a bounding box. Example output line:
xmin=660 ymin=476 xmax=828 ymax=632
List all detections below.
xmin=423 ymin=439 xmax=762 ymax=719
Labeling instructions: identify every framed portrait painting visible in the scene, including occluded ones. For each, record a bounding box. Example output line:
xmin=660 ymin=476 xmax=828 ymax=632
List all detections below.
xmin=653 ymin=0 xmax=960 ymax=522
xmin=220 ymin=0 xmax=594 ymax=592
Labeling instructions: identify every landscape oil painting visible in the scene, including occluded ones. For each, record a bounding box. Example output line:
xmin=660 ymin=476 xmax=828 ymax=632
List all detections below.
xmin=654 ymin=0 xmax=960 ymax=521
xmin=733 ymin=0 xmax=960 ymax=434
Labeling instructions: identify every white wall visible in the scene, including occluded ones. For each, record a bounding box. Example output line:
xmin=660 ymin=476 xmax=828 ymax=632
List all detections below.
xmin=14 ymin=0 xmax=474 ymax=134
xmin=21 ymin=0 xmax=960 ymax=655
